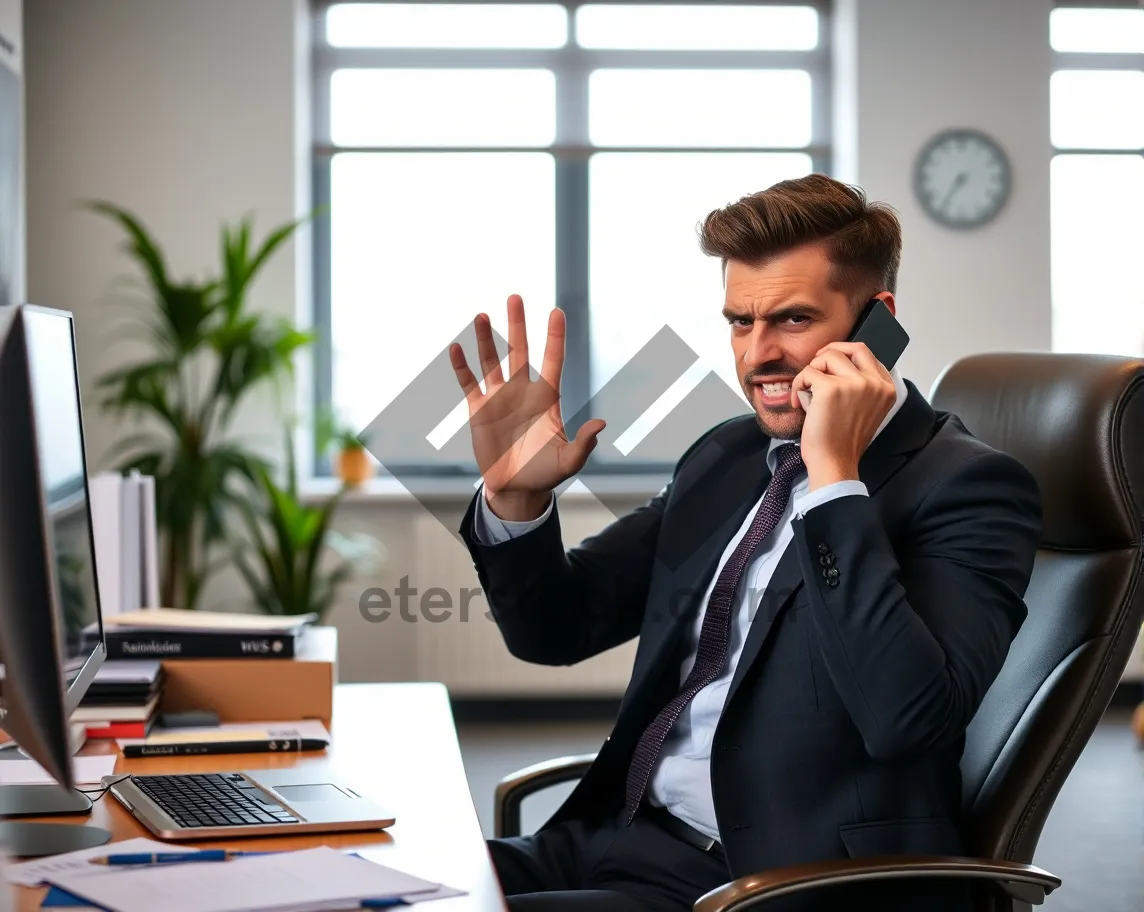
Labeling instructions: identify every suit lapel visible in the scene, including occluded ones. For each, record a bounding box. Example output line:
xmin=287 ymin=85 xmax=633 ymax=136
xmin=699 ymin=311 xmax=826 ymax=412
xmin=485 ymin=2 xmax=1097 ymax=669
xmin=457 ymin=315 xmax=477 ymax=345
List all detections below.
xmin=724 ymin=544 xmax=803 ymax=706
xmin=631 ymin=426 xmax=772 ymax=693
xmin=857 ymin=381 xmax=937 ymax=494
xmin=723 ymin=381 xmax=938 ymax=708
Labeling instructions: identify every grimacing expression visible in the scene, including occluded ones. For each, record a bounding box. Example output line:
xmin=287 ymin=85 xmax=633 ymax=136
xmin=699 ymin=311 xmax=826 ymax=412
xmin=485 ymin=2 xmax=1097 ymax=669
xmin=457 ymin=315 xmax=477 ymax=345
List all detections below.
xmin=722 ymin=243 xmax=892 ymax=440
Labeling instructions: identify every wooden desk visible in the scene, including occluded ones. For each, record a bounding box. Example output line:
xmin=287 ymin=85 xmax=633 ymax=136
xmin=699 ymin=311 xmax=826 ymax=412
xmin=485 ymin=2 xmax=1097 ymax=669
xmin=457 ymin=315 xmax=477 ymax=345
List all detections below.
xmin=12 ymin=683 xmax=506 ymax=912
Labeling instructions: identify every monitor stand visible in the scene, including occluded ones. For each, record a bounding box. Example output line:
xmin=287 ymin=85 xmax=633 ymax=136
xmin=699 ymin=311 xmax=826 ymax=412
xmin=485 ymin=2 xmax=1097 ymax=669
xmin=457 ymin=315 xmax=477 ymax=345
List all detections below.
xmin=0 ymin=783 xmax=114 ymax=857
xmin=0 ymin=822 xmax=110 ymax=857
xmin=0 ymin=785 xmax=112 ymax=857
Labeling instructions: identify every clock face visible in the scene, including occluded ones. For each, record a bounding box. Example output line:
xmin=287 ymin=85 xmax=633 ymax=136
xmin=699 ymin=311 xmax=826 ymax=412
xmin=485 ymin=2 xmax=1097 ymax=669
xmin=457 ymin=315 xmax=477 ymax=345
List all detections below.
xmin=913 ymin=129 xmax=1011 ymax=229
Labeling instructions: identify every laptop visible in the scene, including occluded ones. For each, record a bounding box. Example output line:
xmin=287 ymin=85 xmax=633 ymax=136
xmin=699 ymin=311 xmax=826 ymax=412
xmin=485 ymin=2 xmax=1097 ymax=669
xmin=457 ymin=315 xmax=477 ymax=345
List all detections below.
xmin=104 ymin=769 xmax=395 ymax=840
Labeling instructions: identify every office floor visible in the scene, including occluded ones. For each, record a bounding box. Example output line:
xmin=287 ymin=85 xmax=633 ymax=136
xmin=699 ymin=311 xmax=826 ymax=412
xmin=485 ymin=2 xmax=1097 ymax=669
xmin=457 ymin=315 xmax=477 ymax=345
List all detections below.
xmin=456 ymin=709 xmax=1144 ymax=912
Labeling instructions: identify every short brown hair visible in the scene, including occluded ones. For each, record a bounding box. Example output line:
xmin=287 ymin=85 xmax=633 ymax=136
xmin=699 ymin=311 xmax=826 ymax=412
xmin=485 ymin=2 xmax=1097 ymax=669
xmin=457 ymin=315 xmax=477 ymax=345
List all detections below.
xmin=698 ymin=173 xmax=902 ymax=304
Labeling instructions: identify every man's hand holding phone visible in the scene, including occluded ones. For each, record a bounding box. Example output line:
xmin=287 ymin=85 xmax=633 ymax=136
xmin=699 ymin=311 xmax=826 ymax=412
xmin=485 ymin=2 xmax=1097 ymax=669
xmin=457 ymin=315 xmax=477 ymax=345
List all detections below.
xmin=791 ymin=341 xmax=897 ymax=493
xmin=450 ymin=295 xmax=606 ymax=522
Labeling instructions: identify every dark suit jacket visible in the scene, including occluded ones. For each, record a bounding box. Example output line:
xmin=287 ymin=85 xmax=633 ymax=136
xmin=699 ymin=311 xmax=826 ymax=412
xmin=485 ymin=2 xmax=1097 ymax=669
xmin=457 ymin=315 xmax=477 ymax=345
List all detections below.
xmin=461 ymin=381 xmax=1042 ymax=908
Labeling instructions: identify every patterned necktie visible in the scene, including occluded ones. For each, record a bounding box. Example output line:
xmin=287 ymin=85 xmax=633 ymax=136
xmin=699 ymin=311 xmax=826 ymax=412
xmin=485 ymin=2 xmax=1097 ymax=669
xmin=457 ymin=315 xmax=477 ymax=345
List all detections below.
xmin=623 ymin=443 xmax=806 ymax=823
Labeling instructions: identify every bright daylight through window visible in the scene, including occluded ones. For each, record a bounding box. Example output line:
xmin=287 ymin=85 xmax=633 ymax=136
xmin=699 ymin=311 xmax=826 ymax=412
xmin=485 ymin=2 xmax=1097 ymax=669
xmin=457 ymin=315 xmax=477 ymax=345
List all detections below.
xmin=313 ymin=2 xmax=829 ymax=475
xmin=1050 ymin=5 xmax=1144 ymax=357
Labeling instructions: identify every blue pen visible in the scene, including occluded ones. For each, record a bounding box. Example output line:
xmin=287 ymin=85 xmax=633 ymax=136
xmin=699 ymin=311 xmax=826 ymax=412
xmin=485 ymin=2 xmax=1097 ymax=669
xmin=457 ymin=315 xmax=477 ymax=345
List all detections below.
xmin=89 ymin=850 xmax=265 ymax=866
xmin=360 ymin=901 xmax=407 ymax=909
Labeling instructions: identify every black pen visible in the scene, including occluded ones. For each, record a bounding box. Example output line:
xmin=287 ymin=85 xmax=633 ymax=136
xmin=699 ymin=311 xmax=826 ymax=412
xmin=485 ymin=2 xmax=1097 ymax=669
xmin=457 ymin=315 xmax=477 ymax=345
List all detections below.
xmin=123 ymin=737 xmax=329 ymax=758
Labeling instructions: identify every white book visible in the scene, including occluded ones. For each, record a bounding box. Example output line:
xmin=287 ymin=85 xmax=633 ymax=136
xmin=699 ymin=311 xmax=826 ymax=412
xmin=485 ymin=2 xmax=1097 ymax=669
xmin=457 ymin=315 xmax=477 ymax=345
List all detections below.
xmin=70 ymin=692 xmax=160 ymax=723
xmin=133 ymin=471 xmax=160 ymax=608
xmin=119 ymin=473 xmax=141 ymax=614
xmin=87 ymin=472 xmax=122 ymax=618
xmin=103 ymin=608 xmax=316 ymax=634
xmin=92 ymin=659 xmax=163 ymax=685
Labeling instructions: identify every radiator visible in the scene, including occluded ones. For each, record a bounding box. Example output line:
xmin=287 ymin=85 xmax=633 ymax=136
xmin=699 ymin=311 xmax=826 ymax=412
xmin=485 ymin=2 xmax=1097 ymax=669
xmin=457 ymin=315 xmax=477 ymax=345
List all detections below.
xmin=411 ymin=509 xmax=637 ymax=697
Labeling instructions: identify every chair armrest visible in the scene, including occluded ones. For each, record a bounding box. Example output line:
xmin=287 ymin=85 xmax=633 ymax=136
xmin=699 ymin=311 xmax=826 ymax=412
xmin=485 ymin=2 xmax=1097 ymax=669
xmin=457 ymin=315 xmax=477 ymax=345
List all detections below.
xmin=494 ymin=753 xmax=597 ymax=838
xmin=694 ymin=855 xmax=1061 ymax=912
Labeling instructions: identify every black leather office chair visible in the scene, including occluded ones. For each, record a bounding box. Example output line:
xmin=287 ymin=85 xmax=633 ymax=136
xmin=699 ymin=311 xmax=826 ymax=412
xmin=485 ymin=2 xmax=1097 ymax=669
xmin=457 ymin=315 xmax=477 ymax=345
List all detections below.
xmin=495 ymin=352 xmax=1144 ymax=912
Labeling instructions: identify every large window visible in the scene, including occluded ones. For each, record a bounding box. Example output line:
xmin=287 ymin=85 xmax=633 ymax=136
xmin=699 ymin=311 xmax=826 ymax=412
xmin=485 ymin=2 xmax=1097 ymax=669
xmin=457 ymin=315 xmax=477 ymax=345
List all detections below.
xmin=1050 ymin=3 xmax=1144 ymax=357
xmin=312 ymin=1 xmax=830 ymax=475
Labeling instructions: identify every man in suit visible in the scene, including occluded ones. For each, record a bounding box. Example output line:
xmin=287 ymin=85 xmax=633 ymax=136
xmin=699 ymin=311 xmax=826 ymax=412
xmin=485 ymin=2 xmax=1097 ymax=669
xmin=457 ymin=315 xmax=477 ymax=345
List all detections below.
xmin=449 ymin=174 xmax=1041 ymax=912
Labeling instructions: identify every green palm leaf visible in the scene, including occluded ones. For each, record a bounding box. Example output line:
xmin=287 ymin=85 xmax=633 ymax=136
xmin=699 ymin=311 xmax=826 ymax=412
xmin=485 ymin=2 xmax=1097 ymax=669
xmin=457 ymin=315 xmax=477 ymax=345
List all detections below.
xmin=300 ymin=492 xmax=345 ymax=617
xmin=83 ymin=201 xmax=171 ymax=297
xmin=206 ymin=320 xmax=312 ymax=428
xmin=89 ymin=201 xmax=314 ymax=610
xmin=232 ymin=435 xmax=354 ymax=619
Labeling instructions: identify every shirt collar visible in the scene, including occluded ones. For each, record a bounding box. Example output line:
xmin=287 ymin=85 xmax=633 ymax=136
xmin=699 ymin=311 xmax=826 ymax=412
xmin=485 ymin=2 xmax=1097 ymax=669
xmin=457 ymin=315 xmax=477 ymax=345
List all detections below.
xmin=765 ymin=366 xmax=910 ymax=473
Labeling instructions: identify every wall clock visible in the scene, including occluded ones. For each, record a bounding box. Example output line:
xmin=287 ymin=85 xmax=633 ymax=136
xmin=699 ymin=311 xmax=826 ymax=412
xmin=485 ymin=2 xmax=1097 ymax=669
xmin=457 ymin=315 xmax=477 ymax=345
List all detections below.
xmin=913 ymin=128 xmax=1011 ymax=230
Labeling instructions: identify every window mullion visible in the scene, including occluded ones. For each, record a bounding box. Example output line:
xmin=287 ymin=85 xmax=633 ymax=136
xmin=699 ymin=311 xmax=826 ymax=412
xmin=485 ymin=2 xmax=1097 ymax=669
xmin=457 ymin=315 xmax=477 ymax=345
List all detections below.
xmin=312 ymin=10 xmax=334 ymax=473
xmin=809 ymin=4 xmax=832 ymax=174
xmin=555 ymin=47 xmax=592 ymax=433
xmin=1052 ymin=52 xmax=1144 ymax=70
xmin=311 ymin=156 xmax=334 ymax=475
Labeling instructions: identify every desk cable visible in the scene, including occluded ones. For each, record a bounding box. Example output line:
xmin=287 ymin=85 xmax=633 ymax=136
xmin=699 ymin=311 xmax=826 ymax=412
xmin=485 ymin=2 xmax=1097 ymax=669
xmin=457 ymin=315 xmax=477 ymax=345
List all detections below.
xmin=77 ymin=773 xmax=133 ymax=804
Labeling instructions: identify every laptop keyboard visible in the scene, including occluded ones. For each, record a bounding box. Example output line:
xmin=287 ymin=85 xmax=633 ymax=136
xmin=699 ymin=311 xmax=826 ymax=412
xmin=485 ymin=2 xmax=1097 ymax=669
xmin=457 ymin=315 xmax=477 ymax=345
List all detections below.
xmin=130 ymin=773 xmax=300 ymax=829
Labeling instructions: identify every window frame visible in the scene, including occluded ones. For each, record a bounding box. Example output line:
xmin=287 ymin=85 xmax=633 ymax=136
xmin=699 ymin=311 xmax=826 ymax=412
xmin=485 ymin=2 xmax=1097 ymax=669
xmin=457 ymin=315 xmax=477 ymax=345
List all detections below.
xmin=1049 ymin=1 xmax=1144 ymax=356
xmin=310 ymin=0 xmax=833 ymax=478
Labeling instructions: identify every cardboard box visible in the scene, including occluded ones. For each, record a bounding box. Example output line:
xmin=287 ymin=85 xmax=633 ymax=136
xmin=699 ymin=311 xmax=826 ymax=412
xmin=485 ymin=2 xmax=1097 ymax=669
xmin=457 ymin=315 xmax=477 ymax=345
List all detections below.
xmin=159 ymin=626 xmax=337 ymax=723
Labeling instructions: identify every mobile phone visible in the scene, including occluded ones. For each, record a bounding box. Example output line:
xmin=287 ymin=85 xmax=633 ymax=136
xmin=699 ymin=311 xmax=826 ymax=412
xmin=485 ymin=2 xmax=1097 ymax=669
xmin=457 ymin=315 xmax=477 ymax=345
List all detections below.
xmin=795 ymin=298 xmax=909 ymax=410
xmin=846 ymin=297 xmax=909 ymax=370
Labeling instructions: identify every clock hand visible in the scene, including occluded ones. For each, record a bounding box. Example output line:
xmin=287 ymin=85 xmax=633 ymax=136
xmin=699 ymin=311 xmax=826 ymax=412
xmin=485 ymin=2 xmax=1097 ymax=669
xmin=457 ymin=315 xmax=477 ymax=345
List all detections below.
xmin=941 ymin=172 xmax=969 ymax=211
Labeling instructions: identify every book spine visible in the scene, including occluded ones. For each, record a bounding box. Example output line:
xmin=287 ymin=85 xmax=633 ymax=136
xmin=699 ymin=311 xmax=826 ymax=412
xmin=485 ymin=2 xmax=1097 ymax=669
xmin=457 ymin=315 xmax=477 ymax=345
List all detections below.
xmin=100 ymin=631 xmax=297 ymax=660
xmin=123 ymin=739 xmax=288 ymax=758
xmin=122 ymin=738 xmax=324 ymax=758
xmin=86 ymin=720 xmax=149 ymax=739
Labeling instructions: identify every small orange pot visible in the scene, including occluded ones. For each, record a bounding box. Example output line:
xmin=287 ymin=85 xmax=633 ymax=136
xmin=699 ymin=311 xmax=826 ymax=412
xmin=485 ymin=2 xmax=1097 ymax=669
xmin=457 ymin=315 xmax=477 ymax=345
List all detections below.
xmin=336 ymin=445 xmax=373 ymax=487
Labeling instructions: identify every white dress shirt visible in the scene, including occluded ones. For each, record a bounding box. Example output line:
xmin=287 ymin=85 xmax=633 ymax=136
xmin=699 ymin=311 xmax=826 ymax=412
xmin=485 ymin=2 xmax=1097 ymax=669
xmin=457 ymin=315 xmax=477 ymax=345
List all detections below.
xmin=473 ymin=368 xmax=909 ymax=841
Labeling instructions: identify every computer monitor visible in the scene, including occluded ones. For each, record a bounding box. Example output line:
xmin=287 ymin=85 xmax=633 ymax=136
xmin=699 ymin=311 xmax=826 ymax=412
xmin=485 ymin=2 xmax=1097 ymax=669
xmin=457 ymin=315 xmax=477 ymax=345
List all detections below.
xmin=0 ymin=304 xmax=110 ymax=855
xmin=18 ymin=305 xmax=106 ymax=706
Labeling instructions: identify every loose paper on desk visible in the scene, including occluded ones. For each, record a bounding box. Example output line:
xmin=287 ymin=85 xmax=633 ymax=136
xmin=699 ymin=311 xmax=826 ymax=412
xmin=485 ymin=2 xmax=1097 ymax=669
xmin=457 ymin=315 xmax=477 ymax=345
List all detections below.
xmin=46 ymin=846 xmax=443 ymax=912
xmin=0 ymin=755 xmax=116 ymax=787
xmin=4 ymin=838 xmax=195 ymax=887
xmin=40 ymin=882 xmax=467 ymax=910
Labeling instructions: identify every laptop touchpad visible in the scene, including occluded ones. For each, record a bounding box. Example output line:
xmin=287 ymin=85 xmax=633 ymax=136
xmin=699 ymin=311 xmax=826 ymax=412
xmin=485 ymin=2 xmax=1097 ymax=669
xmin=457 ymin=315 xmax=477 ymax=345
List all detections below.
xmin=274 ymin=784 xmax=347 ymax=802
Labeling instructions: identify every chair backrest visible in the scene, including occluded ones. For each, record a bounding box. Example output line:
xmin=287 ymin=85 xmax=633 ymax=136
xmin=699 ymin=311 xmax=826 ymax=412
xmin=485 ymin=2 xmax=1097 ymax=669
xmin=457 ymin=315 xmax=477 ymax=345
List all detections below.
xmin=928 ymin=352 xmax=1144 ymax=866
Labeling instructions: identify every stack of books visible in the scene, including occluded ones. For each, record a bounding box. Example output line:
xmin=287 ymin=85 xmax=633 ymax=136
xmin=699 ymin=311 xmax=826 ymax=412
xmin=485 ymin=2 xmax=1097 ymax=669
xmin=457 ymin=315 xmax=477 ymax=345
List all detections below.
xmin=75 ymin=660 xmax=164 ymax=739
xmin=86 ymin=609 xmax=317 ymax=660
xmin=82 ymin=610 xmax=334 ymax=724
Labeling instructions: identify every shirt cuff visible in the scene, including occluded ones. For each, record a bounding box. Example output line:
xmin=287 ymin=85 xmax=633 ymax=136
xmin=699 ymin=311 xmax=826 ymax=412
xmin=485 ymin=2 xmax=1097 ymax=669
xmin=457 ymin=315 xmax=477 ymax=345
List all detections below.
xmin=792 ymin=480 xmax=868 ymax=519
xmin=472 ymin=484 xmax=555 ymax=545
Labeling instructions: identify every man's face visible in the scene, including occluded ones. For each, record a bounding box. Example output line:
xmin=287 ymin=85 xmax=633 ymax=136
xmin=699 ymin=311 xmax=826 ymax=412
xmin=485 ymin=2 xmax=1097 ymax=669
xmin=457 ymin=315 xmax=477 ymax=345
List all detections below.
xmin=724 ymin=242 xmax=880 ymax=440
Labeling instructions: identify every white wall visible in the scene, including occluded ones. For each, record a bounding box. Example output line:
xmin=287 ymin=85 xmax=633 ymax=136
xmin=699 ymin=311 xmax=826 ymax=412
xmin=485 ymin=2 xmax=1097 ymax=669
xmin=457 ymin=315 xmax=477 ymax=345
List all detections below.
xmin=0 ymin=16 xmax=24 ymax=896
xmin=24 ymin=0 xmax=304 ymax=475
xmin=23 ymin=0 xmax=1142 ymax=687
xmin=834 ymin=0 xmax=1053 ymax=394
xmin=23 ymin=0 xmax=314 ymax=628
xmin=0 ymin=0 xmax=22 ymax=306
xmin=0 ymin=0 xmax=19 ymax=67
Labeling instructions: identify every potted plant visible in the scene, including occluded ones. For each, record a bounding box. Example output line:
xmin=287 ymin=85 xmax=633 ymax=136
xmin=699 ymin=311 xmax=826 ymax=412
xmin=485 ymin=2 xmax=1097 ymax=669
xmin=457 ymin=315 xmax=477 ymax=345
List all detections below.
xmin=232 ymin=430 xmax=376 ymax=621
xmin=90 ymin=202 xmax=311 ymax=610
xmin=316 ymin=412 xmax=374 ymax=488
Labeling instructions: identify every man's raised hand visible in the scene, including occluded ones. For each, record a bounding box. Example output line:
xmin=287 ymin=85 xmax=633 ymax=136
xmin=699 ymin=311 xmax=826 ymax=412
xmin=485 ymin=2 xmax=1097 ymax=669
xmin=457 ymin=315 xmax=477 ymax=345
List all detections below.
xmin=450 ymin=295 xmax=606 ymax=520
